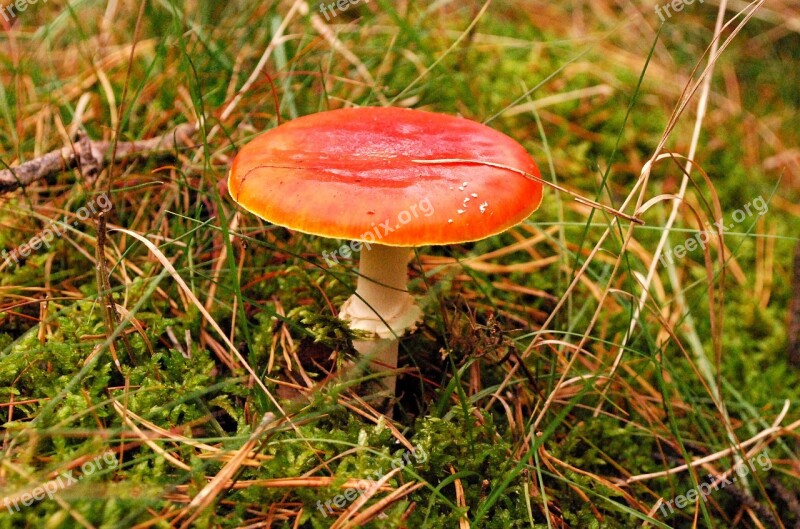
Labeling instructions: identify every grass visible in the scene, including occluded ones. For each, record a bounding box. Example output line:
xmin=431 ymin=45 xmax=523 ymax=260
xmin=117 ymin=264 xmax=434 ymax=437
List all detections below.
xmin=1 ymin=0 xmax=799 ymax=527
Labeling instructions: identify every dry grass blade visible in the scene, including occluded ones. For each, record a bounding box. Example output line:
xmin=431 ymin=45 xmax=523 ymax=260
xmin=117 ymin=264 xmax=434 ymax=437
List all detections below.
xmin=203 ymin=0 xmax=306 ymax=146
xmin=112 ymin=400 xmax=191 ymax=471
xmin=450 ymin=465 xmax=470 ymax=529
xmin=594 ymin=1 xmax=768 ymax=491
xmin=175 ymin=477 xmax=393 ymax=492
xmin=412 ymin=158 xmax=644 ymax=225
xmin=174 ymin=412 xmax=278 ymax=528
xmin=305 ymin=3 xmax=389 ymax=105
xmin=111 ymin=401 xmax=271 ymax=465
xmin=505 ymin=84 xmax=614 ymax=117
xmin=422 ymin=254 xmax=559 ymax=275
xmin=329 ymin=468 xmax=402 ymax=529
xmin=338 ymin=481 xmax=425 ymax=529
xmin=108 ymin=229 xmax=331 ymax=523
xmin=111 ymin=228 xmax=284 ymax=412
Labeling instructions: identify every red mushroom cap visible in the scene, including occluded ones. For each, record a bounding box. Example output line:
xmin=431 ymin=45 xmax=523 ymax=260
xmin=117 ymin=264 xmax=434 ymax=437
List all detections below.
xmin=228 ymin=107 xmax=542 ymax=246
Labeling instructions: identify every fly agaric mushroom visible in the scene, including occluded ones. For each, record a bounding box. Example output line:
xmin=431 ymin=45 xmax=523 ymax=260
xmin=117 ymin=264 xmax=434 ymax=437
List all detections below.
xmin=228 ymin=106 xmax=542 ymax=397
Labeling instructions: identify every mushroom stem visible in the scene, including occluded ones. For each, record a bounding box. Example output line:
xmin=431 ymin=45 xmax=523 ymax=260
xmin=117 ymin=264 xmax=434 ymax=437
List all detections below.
xmin=339 ymin=244 xmax=422 ymax=397
xmin=350 ymin=337 xmax=401 ymax=396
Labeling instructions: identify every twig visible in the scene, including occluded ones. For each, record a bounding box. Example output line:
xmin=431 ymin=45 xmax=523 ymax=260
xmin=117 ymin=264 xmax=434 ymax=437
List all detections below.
xmin=96 ymin=0 xmax=156 ymax=362
xmin=723 ymin=483 xmax=781 ymax=529
xmin=624 ymin=416 xmax=800 ymax=485
xmin=0 ymin=123 xmax=197 ymax=194
xmin=769 ymin=477 xmax=800 ymax=529
xmin=95 ymin=210 xmax=136 ymax=364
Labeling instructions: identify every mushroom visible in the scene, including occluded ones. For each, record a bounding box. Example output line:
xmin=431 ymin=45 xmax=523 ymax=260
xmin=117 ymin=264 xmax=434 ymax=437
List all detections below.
xmin=228 ymin=107 xmax=542 ymax=400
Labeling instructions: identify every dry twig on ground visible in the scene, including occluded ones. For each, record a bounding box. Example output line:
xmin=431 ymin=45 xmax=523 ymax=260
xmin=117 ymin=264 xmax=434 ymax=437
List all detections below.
xmin=0 ymin=123 xmax=198 ymax=194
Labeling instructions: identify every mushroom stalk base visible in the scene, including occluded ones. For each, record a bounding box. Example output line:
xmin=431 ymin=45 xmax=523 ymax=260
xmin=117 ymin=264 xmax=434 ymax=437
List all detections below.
xmin=349 ymin=337 xmax=400 ymax=396
xmin=338 ymin=244 xmax=422 ymax=397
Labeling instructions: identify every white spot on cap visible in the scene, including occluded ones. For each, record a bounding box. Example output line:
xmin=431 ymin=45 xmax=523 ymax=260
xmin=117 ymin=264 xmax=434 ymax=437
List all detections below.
xmin=448 ymin=219 xmax=453 ymax=223
xmin=479 ymin=202 xmax=488 ymax=213
xmin=471 ymin=193 xmax=478 ymax=198
xmin=457 ymin=209 xmax=465 ymax=214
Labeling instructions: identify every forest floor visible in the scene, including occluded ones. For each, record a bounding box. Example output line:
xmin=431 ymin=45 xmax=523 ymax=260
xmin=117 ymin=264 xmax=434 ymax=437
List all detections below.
xmin=1 ymin=1 xmax=799 ymax=528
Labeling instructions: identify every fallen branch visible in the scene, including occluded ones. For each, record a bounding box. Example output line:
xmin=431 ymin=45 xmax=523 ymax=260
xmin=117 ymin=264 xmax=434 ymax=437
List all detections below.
xmin=0 ymin=123 xmax=198 ymax=194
